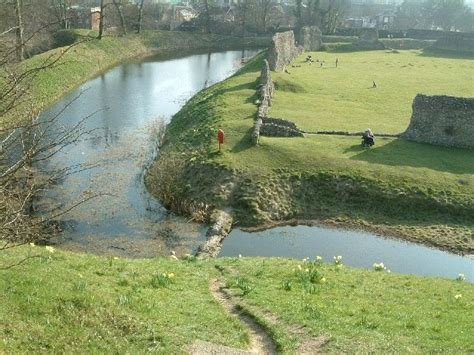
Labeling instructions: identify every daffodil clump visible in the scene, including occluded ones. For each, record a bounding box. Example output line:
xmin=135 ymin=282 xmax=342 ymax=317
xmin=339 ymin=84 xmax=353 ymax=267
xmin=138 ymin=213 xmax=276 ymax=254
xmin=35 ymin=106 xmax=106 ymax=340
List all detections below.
xmin=373 ymin=262 xmax=390 ymax=272
xmin=150 ymin=272 xmax=175 ymax=288
xmin=333 ymin=255 xmax=343 ymax=271
xmin=289 ymin=256 xmax=327 ymax=294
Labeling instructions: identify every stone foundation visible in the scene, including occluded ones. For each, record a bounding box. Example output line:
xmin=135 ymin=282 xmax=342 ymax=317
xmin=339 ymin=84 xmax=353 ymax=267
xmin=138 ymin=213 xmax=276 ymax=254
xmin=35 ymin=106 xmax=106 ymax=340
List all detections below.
xmin=403 ymin=94 xmax=474 ymax=149
xmin=260 ymin=117 xmax=304 ymax=137
xmin=195 ymin=210 xmax=233 ymax=258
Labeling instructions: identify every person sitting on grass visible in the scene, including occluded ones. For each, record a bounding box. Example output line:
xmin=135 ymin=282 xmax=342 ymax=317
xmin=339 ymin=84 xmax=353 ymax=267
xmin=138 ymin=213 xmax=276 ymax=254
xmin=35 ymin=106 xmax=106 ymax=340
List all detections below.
xmin=362 ymin=128 xmax=375 ymax=147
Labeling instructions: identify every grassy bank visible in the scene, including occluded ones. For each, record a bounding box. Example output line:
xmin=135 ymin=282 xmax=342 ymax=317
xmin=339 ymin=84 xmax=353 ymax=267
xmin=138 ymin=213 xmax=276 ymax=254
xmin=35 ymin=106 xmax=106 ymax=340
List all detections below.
xmin=1 ymin=30 xmax=269 ymax=129
xmin=1 ymin=246 xmax=472 ymax=352
xmin=146 ymin=50 xmax=473 ymax=253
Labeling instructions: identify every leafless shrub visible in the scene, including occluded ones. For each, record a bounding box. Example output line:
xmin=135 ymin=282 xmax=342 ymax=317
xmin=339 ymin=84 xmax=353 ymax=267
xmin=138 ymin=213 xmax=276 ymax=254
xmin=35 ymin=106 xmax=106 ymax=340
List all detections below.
xmin=145 ymin=152 xmax=211 ymax=223
xmin=0 ymin=28 xmax=100 ymax=258
xmin=149 ymin=117 xmax=168 ymax=149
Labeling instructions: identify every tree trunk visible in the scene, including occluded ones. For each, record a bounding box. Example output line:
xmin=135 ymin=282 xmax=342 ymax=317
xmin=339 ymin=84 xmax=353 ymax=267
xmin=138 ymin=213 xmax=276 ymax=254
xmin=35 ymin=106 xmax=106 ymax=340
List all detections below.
xmin=112 ymin=0 xmax=127 ymax=35
xmin=203 ymin=0 xmax=211 ymax=34
xmin=15 ymin=0 xmax=24 ymax=61
xmin=137 ymin=0 xmax=145 ymax=34
xmin=296 ymin=0 xmax=302 ymax=30
xmin=98 ymin=0 xmax=105 ymax=39
xmin=240 ymin=0 xmax=247 ymax=37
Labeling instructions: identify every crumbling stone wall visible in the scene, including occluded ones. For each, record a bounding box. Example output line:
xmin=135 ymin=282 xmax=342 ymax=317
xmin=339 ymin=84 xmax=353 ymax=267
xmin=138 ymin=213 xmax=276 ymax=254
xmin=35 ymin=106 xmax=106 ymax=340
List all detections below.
xmin=403 ymin=94 xmax=474 ymax=149
xmin=357 ymin=29 xmax=385 ymax=50
xmin=252 ymin=60 xmax=303 ymax=144
xmin=267 ymin=31 xmax=303 ymax=71
xmin=252 ymin=59 xmax=274 ymax=144
xmin=260 ymin=117 xmax=304 ymax=137
xmin=298 ymin=26 xmax=322 ymax=51
xmin=433 ymin=32 xmax=474 ymax=54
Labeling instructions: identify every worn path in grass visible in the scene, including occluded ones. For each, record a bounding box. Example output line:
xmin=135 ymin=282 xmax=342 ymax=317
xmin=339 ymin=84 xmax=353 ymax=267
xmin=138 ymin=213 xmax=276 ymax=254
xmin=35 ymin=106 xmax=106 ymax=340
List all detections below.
xmin=210 ymin=278 xmax=332 ymax=354
xmin=192 ymin=279 xmax=277 ymax=354
xmin=1 ymin=247 xmax=473 ymax=352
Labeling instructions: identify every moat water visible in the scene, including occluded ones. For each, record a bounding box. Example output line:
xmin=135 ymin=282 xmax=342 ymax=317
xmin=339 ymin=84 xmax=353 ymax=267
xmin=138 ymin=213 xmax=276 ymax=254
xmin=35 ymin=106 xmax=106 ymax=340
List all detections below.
xmin=220 ymin=226 xmax=473 ymax=282
xmin=38 ymin=49 xmax=260 ymax=257
xmin=37 ymin=49 xmax=473 ymax=282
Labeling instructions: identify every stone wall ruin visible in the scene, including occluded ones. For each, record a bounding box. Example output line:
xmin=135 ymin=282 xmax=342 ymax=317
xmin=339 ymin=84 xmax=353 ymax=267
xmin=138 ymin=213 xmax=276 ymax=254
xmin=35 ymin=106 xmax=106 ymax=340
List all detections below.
xmin=260 ymin=117 xmax=304 ymax=137
xmin=252 ymin=59 xmax=274 ymax=144
xmin=252 ymin=60 xmax=303 ymax=144
xmin=267 ymin=31 xmax=303 ymax=71
xmin=298 ymin=26 xmax=322 ymax=51
xmin=357 ymin=28 xmax=385 ymax=50
xmin=432 ymin=32 xmax=474 ymax=54
xmin=403 ymin=94 xmax=474 ymax=149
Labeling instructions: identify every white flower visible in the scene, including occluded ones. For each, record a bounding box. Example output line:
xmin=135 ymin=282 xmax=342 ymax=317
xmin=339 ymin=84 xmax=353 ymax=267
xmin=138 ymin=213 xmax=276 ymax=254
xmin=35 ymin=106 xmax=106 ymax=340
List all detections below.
xmin=29 ymin=243 xmax=35 ymax=247
xmin=316 ymin=256 xmax=322 ymax=261
xmin=454 ymin=294 xmax=462 ymax=300
xmin=456 ymin=273 xmax=465 ymax=281
xmin=373 ymin=262 xmax=387 ymax=271
xmin=45 ymin=246 xmax=55 ymax=253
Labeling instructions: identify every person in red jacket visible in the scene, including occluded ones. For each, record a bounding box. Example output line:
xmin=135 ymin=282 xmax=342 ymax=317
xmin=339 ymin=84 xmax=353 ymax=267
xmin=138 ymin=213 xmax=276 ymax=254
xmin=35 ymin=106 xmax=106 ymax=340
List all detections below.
xmin=218 ymin=128 xmax=225 ymax=151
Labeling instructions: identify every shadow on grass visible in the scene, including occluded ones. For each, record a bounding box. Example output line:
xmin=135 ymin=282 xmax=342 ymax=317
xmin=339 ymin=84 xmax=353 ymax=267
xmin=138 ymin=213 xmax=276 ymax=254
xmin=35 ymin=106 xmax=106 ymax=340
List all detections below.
xmin=231 ymin=127 xmax=255 ymax=153
xmin=351 ymin=139 xmax=474 ymax=174
xmin=218 ymin=79 xmax=258 ymax=95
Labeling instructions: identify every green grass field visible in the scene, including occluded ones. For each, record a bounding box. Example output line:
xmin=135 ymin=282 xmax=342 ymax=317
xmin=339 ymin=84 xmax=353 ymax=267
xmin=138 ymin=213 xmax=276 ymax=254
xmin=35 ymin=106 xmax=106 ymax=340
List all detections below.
xmin=152 ymin=50 xmax=474 ymax=252
xmin=1 ymin=246 xmax=473 ymax=352
xmin=270 ymin=50 xmax=473 ymax=133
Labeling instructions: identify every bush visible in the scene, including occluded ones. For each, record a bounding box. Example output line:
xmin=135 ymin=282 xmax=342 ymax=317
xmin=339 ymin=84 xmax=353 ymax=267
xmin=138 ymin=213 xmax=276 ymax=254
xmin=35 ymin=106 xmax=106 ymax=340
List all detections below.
xmin=52 ymin=30 xmax=78 ymax=48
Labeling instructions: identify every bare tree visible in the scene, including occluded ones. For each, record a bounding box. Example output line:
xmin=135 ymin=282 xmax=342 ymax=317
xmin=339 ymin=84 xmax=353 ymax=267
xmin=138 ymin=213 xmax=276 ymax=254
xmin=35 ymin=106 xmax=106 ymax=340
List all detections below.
xmin=257 ymin=0 xmax=272 ymax=33
xmin=98 ymin=0 xmax=105 ymax=39
xmin=1 ymin=23 xmax=102 ymax=263
xmin=304 ymin=0 xmax=348 ymax=34
xmin=295 ymin=0 xmax=303 ymax=31
xmin=51 ymin=0 xmax=72 ymax=30
xmin=112 ymin=0 xmax=127 ymax=36
xmin=14 ymin=0 xmax=25 ymax=61
xmin=238 ymin=0 xmax=249 ymax=37
xmin=204 ymin=0 xmax=213 ymax=33
xmin=137 ymin=0 xmax=146 ymax=34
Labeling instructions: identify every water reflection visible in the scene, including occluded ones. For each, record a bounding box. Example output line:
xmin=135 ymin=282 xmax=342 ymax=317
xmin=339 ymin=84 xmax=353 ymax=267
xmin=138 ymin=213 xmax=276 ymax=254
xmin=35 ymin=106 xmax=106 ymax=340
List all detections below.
xmin=38 ymin=49 xmax=261 ymax=257
xmin=220 ymin=225 xmax=474 ymax=282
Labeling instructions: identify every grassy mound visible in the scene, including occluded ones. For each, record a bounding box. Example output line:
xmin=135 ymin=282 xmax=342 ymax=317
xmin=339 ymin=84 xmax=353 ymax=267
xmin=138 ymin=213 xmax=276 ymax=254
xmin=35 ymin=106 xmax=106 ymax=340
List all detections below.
xmin=147 ymin=50 xmax=473 ymax=253
xmin=1 ymin=246 xmax=472 ymax=352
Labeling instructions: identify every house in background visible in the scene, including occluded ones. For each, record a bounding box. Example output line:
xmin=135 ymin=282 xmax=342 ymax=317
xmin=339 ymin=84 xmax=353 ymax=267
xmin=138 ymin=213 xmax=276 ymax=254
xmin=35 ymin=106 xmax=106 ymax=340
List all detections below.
xmin=375 ymin=10 xmax=396 ymax=29
xmin=344 ymin=17 xmax=376 ymax=28
xmin=90 ymin=7 xmax=101 ymax=31
xmin=170 ymin=6 xmax=198 ymax=30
